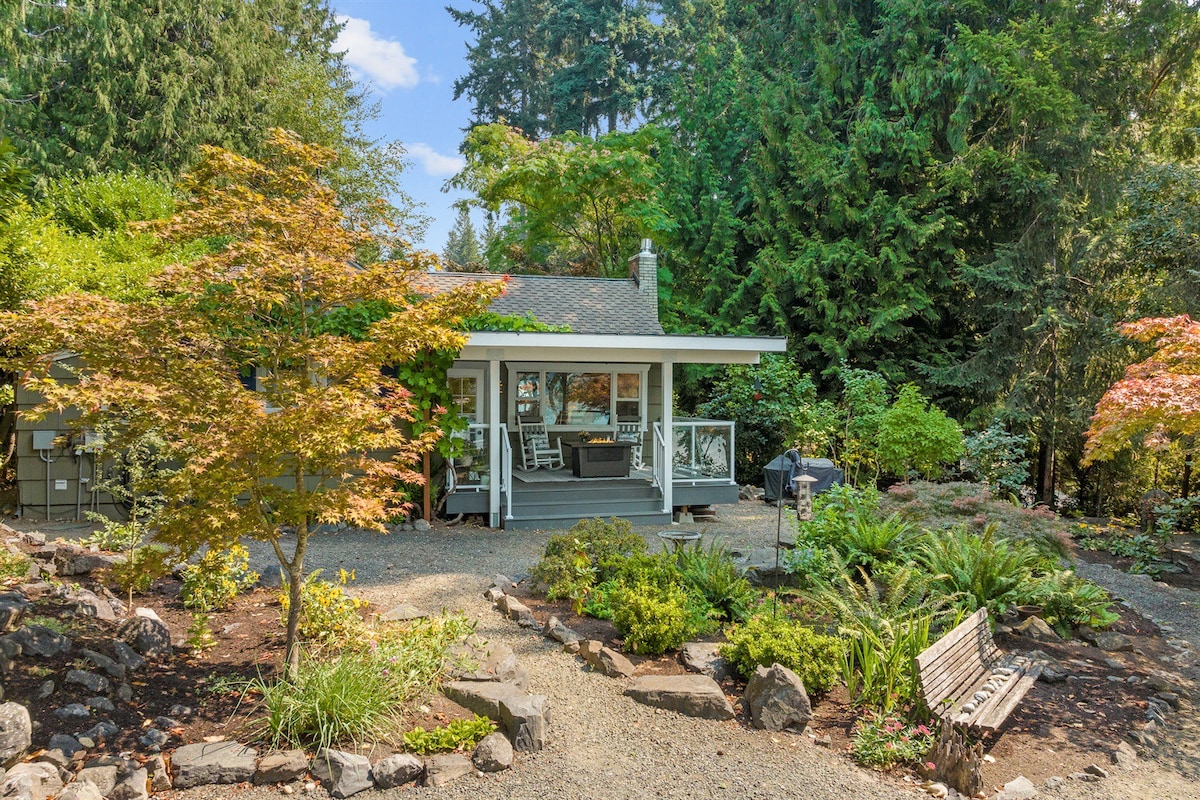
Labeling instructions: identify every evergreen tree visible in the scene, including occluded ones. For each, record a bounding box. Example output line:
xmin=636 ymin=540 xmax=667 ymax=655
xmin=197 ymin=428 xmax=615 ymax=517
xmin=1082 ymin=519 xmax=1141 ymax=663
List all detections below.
xmin=443 ymin=206 xmax=483 ymax=269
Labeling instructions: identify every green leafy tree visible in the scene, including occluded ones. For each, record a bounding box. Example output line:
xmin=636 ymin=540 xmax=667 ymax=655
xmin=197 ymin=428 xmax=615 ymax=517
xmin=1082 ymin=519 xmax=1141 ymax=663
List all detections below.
xmin=875 ymin=385 xmax=964 ymax=481
xmin=0 ymin=131 xmax=502 ymax=677
xmin=450 ymin=122 xmax=673 ymax=276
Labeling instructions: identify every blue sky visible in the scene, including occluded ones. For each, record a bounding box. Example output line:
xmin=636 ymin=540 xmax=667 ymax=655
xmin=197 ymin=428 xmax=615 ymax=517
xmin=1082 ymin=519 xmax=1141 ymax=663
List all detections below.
xmin=332 ymin=1 xmax=477 ymax=252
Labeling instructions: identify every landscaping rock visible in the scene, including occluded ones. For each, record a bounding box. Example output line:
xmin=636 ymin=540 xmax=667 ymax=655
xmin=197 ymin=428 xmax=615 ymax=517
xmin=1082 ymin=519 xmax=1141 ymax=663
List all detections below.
xmin=583 ymin=645 xmax=635 ymax=678
xmin=57 ymin=781 xmax=104 ymax=800
xmin=75 ymin=766 xmax=119 ymax=796
xmin=9 ymin=624 xmax=71 ymax=657
xmin=1111 ymin=741 xmax=1137 ymax=767
xmin=0 ymin=635 xmax=21 ymax=671
xmin=680 ymin=642 xmax=733 ymax=682
xmin=69 ymin=589 xmax=116 ymax=621
xmin=544 ymin=618 xmax=582 ymax=645
xmin=423 ymin=754 xmax=472 ymax=787
xmin=0 ymin=702 xmax=32 ymax=767
xmin=3 ymin=762 xmax=62 ymax=799
xmin=499 ymin=693 xmax=551 ymax=752
xmin=578 ymin=639 xmax=603 ymax=660
xmin=139 ymin=728 xmax=168 ymax=750
xmin=743 ymin=663 xmax=812 ymax=732
xmin=80 ymin=650 xmax=125 ymax=681
xmin=258 ymin=565 xmax=284 ymax=589
xmin=65 ymin=670 xmax=110 ymax=695
xmin=0 ymin=598 xmax=26 ymax=632
xmin=79 ymin=721 xmax=119 ymax=742
xmin=311 ymin=749 xmax=372 ymax=799
xmin=109 ymin=768 xmax=149 ymax=800
xmin=1013 ymin=616 xmax=1060 ymax=642
xmin=115 ymin=616 xmax=172 ymax=659
xmin=444 ymin=680 xmax=519 ymax=720
xmin=1083 ymin=764 xmax=1108 ymax=779
xmin=451 ymin=639 xmax=522 ymax=683
xmin=254 ymin=750 xmax=309 ymax=785
xmin=491 ymin=574 xmax=514 ymax=590
xmin=56 ymin=549 xmax=124 ymax=576
xmin=380 ymin=604 xmax=426 ymax=622
xmin=170 ymin=741 xmax=257 ymax=788
xmin=55 ymin=703 xmax=90 ymax=721
xmin=1086 ymin=631 xmax=1134 ymax=653
xmin=413 ymin=518 xmax=431 ymax=531
xmin=145 ymin=755 xmax=171 ymax=793
xmin=370 ymin=753 xmax=424 ymax=789
xmin=85 ymin=697 xmax=114 ymax=713
xmin=483 ymin=587 xmax=504 ymax=602
xmin=472 ymin=732 xmax=513 ymax=772
xmin=111 ymin=642 xmax=145 ymax=671
xmin=624 ymin=675 xmax=735 ymax=721
xmin=47 ymin=733 xmax=83 ymax=759
xmin=992 ymin=775 xmax=1038 ymax=800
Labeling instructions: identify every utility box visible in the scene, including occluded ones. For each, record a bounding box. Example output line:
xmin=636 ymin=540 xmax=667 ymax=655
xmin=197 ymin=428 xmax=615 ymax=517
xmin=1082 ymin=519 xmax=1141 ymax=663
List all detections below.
xmin=32 ymin=430 xmax=57 ymax=451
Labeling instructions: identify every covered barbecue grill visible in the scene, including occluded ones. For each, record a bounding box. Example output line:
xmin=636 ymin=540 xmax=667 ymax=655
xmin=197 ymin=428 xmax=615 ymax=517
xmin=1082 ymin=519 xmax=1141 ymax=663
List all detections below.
xmin=761 ymin=451 xmax=844 ymax=502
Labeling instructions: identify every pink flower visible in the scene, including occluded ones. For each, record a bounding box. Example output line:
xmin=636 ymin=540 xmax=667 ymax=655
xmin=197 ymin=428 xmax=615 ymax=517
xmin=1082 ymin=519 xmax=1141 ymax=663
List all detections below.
xmin=925 ymin=762 xmax=936 ymax=771
xmin=886 ymin=742 xmax=894 ymax=749
xmin=917 ymin=725 xmax=931 ymax=735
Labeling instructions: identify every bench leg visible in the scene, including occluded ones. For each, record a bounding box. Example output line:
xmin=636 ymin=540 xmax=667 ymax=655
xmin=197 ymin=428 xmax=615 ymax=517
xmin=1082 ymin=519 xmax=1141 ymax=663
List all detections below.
xmin=930 ymin=723 xmax=983 ymax=797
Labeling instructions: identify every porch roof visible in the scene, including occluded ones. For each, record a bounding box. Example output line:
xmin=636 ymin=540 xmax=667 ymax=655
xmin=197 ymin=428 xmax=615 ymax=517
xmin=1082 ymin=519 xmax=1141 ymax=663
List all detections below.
xmin=460 ymin=330 xmax=787 ymax=364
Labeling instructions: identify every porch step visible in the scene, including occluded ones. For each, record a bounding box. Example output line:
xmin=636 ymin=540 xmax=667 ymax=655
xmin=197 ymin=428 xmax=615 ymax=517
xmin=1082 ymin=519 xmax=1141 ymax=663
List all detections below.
xmin=505 ymin=478 xmax=669 ymax=530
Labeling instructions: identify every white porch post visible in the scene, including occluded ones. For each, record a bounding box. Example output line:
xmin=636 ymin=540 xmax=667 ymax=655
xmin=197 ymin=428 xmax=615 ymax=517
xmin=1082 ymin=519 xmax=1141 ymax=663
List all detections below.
xmin=487 ymin=354 xmax=501 ymax=528
xmin=661 ymin=355 xmax=673 ymax=515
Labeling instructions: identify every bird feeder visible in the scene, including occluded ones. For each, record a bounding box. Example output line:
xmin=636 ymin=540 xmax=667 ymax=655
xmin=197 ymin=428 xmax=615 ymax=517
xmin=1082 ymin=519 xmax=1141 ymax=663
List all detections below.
xmin=792 ymin=472 xmax=818 ymax=521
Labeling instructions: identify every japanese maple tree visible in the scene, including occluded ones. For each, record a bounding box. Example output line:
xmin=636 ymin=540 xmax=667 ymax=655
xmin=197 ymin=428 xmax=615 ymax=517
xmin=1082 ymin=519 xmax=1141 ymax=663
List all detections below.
xmin=0 ymin=130 xmax=502 ymax=676
xmin=1083 ymin=315 xmax=1200 ymax=465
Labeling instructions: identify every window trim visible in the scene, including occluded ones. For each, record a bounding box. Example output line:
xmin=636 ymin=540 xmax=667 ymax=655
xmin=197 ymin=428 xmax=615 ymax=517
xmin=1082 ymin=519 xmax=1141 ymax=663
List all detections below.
xmin=447 ymin=366 xmax=485 ymax=424
xmin=506 ymin=362 xmax=648 ymax=430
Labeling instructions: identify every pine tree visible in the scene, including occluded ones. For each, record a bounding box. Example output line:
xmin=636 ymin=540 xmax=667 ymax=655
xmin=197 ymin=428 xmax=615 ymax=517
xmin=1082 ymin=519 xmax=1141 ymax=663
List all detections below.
xmin=443 ymin=206 xmax=483 ymax=269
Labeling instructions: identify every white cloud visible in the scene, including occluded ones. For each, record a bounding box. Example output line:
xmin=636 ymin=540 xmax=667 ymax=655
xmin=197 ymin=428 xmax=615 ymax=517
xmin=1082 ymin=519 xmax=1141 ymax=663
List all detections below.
xmin=335 ymin=15 xmax=418 ymax=91
xmin=407 ymin=143 xmax=465 ymax=177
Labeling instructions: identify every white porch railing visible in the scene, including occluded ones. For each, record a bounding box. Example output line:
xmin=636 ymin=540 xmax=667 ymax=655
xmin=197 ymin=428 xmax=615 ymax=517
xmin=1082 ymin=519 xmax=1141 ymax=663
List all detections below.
xmin=652 ymin=421 xmax=668 ymax=509
xmin=672 ymin=418 xmax=736 ymax=486
xmin=499 ymin=422 xmax=513 ymax=521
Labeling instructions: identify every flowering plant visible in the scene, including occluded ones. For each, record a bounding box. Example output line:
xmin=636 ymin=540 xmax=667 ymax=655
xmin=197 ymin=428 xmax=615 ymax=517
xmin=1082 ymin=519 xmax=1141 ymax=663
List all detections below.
xmin=850 ymin=714 xmax=937 ymax=769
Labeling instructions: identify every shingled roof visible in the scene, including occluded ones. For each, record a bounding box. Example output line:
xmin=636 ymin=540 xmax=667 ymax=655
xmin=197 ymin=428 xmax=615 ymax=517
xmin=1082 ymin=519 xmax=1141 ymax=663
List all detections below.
xmin=418 ymin=272 xmax=664 ymax=336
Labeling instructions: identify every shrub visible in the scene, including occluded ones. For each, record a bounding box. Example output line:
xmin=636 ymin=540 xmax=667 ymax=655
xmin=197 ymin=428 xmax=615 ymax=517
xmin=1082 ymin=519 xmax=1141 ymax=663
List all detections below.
xmin=676 ymin=543 xmax=757 ymax=622
xmin=610 ymin=581 xmax=709 ymax=655
xmin=181 ymin=544 xmax=259 ymax=612
xmin=781 ymin=543 xmax=839 ymax=589
xmin=403 ymin=715 xmax=496 ymax=754
xmin=850 ymin=715 xmax=937 ymax=769
xmin=962 ymin=424 xmax=1030 ymax=498
xmin=1023 ymin=570 xmax=1119 ymax=634
xmin=876 ymin=385 xmax=964 ymax=480
xmin=837 ymin=512 xmax=917 ymax=575
xmin=531 ymin=517 xmax=645 ymax=601
xmin=259 ymin=613 xmax=473 ymax=749
xmin=720 ymin=616 xmax=843 ymax=694
xmin=280 ymin=569 xmax=369 ymax=644
xmin=81 ymin=519 xmax=142 ymax=552
xmin=913 ymin=525 xmax=1041 ymax=616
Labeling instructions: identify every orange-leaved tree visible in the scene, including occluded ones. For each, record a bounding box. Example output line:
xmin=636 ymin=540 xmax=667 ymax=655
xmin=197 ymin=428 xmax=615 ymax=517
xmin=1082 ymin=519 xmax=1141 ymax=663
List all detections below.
xmin=1083 ymin=315 xmax=1200 ymax=466
xmin=0 ymin=130 xmax=503 ymax=677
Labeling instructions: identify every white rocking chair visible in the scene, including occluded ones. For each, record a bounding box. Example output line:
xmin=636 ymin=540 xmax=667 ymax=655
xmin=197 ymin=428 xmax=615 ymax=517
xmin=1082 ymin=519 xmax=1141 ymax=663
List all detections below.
xmin=614 ymin=421 xmax=645 ymax=471
xmin=518 ymin=416 xmax=564 ymax=470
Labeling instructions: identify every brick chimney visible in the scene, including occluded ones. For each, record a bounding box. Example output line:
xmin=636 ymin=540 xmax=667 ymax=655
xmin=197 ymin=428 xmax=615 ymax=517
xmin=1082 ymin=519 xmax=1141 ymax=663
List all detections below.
xmin=629 ymin=238 xmax=658 ymax=304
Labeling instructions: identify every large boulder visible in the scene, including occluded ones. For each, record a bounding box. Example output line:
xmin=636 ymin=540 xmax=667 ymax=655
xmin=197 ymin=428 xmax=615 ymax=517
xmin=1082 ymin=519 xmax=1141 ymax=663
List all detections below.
xmin=58 ymin=781 xmax=105 ymax=800
xmin=450 ymin=638 xmax=522 ymax=683
xmin=472 ymin=732 xmax=513 ymax=772
xmin=423 ymin=754 xmax=472 ymax=787
xmin=742 ymin=663 xmax=812 ymax=732
xmin=1013 ymin=616 xmax=1060 ymax=643
xmin=371 ymin=753 xmax=424 ymax=789
xmin=0 ymin=701 xmax=32 ymax=767
xmin=68 ymin=589 xmax=116 ymax=621
xmin=624 ymin=675 xmax=735 ymax=720
xmin=109 ymin=768 xmax=149 ymax=800
xmin=311 ymin=749 xmax=371 ymax=799
xmin=116 ymin=616 xmax=172 ymax=659
xmin=54 ymin=546 xmax=125 ymax=576
xmin=170 ymin=742 xmax=257 ymax=788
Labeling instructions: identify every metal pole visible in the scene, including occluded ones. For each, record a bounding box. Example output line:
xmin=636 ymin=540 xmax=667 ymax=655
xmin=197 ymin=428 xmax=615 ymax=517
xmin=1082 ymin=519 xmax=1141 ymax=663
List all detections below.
xmin=773 ymin=459 xmax=786 ymax=619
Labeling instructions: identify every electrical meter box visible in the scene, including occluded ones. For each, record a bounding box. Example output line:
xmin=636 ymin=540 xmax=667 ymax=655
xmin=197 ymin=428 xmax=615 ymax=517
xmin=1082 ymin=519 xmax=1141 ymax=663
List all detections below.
xmin=31 ymin=430 xmax=57 ymax=451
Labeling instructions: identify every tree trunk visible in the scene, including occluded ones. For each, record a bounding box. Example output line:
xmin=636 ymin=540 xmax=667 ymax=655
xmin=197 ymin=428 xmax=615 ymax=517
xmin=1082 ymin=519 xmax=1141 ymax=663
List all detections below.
xmin=283 ymin=532 xmax=305 ymax=681
xmin=931 ymin=724 xmax=983 ymax=797
xmin=423 ymin=407 xmax=432 ymax=521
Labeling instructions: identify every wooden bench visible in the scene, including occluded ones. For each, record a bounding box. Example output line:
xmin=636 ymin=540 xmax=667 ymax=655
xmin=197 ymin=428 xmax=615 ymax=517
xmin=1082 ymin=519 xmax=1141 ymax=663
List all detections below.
xmin=915 ymin=608 xmax=1045 ymax=731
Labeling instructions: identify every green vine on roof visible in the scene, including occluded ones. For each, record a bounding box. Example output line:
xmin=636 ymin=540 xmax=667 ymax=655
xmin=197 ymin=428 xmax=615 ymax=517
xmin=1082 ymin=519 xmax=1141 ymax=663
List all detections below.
xmin=462 ymin=310 xmax=569 ymax=332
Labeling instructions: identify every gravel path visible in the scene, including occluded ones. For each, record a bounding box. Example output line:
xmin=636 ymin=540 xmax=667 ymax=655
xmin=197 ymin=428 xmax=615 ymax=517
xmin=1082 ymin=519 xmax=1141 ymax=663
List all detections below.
xmin=173 ymin=506 xmax=916 ymax=800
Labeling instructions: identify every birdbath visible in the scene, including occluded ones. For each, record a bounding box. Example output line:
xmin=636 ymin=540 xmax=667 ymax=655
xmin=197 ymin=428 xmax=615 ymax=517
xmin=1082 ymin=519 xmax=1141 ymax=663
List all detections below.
xmin=656 ymin=529 xmax=702 ymax=554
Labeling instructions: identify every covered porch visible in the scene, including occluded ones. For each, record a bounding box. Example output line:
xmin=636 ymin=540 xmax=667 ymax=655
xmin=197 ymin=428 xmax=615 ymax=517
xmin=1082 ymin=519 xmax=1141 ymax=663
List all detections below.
xmin=443 ymin=331 xmax=785 ymax=529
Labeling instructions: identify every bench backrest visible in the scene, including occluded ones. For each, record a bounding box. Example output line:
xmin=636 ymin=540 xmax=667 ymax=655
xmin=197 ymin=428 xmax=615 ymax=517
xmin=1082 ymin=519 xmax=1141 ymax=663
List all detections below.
xmin=914 ymin=608 xmax=1000 ymax=712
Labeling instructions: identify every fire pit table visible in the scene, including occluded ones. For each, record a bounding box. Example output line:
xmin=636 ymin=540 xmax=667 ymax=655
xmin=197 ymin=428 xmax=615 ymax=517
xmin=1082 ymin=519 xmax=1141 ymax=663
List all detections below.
xmin=567 ymin=441 xmax=633 ymax=478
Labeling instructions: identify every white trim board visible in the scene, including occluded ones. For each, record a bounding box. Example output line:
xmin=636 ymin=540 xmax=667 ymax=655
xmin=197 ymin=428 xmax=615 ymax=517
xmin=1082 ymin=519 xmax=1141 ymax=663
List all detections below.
xmin=460 ymin=332 xmax=786 ymax=365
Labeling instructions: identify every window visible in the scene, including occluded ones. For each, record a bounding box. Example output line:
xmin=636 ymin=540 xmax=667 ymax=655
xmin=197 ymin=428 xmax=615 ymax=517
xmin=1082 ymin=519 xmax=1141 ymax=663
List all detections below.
xmin=447 ymin=368 xmax=484 ymax=423
xmin=508 ymin=364 xmax=647 ymax=428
